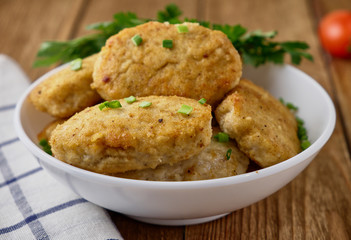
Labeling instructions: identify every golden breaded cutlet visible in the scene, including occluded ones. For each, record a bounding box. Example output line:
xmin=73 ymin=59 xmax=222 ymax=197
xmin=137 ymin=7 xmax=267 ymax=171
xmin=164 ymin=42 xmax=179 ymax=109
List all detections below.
xmin=37 ymin=119 xmax=66 ymax=142
xmin=215 ymin=79 xmax=301 ymax=167
xmin=50 ymin=95 xmax=212 ymax=174
xmin=114 ymin=127 xmax=249 ymax=181
xmin=30 ymin=54 xmax=102 ymax=118
xmin=92 ymin=21 xmax=242 ymax=106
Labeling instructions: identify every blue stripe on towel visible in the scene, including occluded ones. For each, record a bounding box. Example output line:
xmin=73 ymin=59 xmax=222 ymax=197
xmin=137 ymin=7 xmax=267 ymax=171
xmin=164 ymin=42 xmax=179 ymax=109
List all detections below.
xmin=0 ymin=103 xmax=16 ymax=112
xmin=0 ymin=149 xmax=50 ymax=239
xmin=0 ymin=138 xmax=19 ymax=148
xmin=0 ymin=167 xmax=42 ymax=188
xmin=0 ymin=198 xmax=87 ymax=235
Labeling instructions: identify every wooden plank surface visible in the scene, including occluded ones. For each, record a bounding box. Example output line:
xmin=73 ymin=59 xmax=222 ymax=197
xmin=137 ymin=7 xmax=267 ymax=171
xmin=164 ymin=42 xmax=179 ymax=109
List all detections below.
xmin=0 ymin=0 xmax=350 ymax=239
xmin=0 ymin=0 xmax=85 ymax=80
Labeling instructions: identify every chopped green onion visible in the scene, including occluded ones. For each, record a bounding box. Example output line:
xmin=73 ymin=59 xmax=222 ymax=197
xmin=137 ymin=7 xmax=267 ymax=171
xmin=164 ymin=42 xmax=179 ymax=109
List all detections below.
xmin=177 ymin=25 xmax=188 ymax=33
xmin=281 ymin=99 xmax=310 ymax=151
xmin=132 ymin=34 xmax=142 ymax=46
xmin=296 ymin=116 xmax=310 ymax=150
xmin=124 ymin=96 xmax=136 ymax=104
xmin=226 ymin=149 xmax=232 ymax=160
xmin=286 ymin=102 xmax=298 ymax=111
xmin=198 ymin=98 xmax=207 ymax=104
xmin=39 ymin=139 xmax=52 ymax=155
xmin=301 ymin=140 xmax=311 ymax=150
xmin=296 ymin=117 xmax=304 ymax=125
xmin=70 ymin=58 xmax=82 ymax=71
xmin=99 ymin=100 xmax=122 ymax=110
xmin=279 ymin=97 xmax=298 ymax=111
xmin=139 ymin=101 xmax=152 ymax=108
xmin=214 ymin=132 xmax=230 ymax=142
xmin=162 ymin=39 xmax=173 ymax=48
xmin=178 ymin=104 xmax=193 ymax=115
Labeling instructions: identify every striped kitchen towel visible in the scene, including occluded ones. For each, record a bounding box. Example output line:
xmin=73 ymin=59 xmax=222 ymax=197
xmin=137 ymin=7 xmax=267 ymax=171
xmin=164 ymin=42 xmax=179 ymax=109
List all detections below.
xmin=0 ymin=54 xmax=123 ymax=240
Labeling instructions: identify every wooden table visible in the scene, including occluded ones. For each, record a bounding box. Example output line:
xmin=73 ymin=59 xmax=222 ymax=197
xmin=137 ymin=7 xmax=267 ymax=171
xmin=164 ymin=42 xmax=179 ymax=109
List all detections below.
xmin=1 ymin=0 xmax=350 ymax=239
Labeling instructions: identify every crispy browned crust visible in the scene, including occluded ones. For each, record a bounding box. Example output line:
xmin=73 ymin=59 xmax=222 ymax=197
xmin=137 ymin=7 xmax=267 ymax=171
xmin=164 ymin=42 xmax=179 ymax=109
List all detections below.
xmin=50 ymin=95 xmax=212 ymax=174
xmin=30 ymin=54 xmax=102 ymax=118
xmin=92 ymin=21 xmax=242 ymax=106
xmin=114 ymin=127 xmax=249 ymax=181
xmin=37 ymin=119 xmax=66 ymax=141
xmin=215 ymin=79 xmax=301 ymax=167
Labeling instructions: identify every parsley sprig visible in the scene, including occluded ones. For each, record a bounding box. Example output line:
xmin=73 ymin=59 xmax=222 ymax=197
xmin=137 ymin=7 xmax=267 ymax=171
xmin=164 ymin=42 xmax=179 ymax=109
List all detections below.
xmin=39 ymin=139 xmax=52 ymax=155
xmin=33 ymin=4 xmax=313 ymax=67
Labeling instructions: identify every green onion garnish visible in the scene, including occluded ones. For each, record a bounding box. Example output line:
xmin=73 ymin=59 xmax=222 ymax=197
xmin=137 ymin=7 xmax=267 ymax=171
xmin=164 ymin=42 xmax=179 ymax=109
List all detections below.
xmin=279 ymin=98 xmax=298 ymax=111
xmin=178 ymin=104 xmax=193 ymax=115
xmin=226 ymin=149 xmax=232 ymax=160
xmin=177 ymin=25 xmax=189 ymax=33
xmin=296 ymin=116 xmax=310 ymax=150
xmin=124 ymin=96 xmax=136 ymax=104
xmin=99 ymin=100 xmax=122 ymax=110
xmin=139 ymin=101 xmax=152 ymax=108
xmin=301 ymin=140 xmax=311 ymax=150
xmin=39 ymin=139 xmax=52 ymax=155
xmin=198 ymin=98 xmax=207 ymax=104
xmin=70 ymin=58 xmax=82 ymax=71
xmin=162 ymin=39 xmax=173 ymax=48
xmin=132 ymin=34 xmax=142 ymax=46
xmin=214 ymin=132 xmax=230 ymax=142
xmin=286 ymin=102 xmax=298 ymax=111
xmin=279 ymin=97 xmax=285 ymax=104
xmin=281 ymin=98 xmax=310 ymax=151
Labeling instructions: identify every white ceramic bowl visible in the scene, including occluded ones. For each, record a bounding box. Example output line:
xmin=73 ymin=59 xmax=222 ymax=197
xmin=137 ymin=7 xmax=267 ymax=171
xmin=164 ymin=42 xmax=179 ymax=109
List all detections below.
xmin=14 ymin=63 xmax=335 ymax=226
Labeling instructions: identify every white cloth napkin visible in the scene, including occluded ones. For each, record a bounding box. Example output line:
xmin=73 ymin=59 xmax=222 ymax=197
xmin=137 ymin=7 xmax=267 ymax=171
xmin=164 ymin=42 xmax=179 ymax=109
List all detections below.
xmin=0 ymin=55 xmax=123 ymax=240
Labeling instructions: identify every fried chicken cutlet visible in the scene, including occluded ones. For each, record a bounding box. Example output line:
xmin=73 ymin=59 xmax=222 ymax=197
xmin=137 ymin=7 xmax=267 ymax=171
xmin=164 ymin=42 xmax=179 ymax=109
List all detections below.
xmin=215 ymin=79 xmax=301 ymax=167
xmin=92 ymin=21 xmax=242 ymax=106
xmin=50 ymin=96 xmax=212 ymax=174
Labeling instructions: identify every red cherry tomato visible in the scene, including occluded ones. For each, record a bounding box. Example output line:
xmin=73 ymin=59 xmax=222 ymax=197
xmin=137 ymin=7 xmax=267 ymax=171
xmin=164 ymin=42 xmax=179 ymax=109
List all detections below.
xmin=318 ymin=10 xmax=351 ymax=58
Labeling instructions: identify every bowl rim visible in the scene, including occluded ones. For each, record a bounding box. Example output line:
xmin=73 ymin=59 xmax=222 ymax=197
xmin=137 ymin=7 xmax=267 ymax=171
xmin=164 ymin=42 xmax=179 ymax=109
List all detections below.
xmin=14 ymin=63 xmax=336 ymax=190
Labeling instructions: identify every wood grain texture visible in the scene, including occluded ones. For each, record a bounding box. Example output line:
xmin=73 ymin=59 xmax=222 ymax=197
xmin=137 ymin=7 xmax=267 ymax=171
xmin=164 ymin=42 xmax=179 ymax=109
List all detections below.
xmin=0 ymin=0 xmax=85 ymax=80
xmin=331 ymin=58 xmax=351 ymax=149
xmin=71 ymin=0 xmax=201 ymax=40
xmin=0 ymin=0 xmax=350 ymax=239
xmin=310 ymin=0 xmax=351 ymax=154
xmin=184 ymin=0 xmax=351 ymax=239
xmin=109 ymin=211 xmax=184 ymax=240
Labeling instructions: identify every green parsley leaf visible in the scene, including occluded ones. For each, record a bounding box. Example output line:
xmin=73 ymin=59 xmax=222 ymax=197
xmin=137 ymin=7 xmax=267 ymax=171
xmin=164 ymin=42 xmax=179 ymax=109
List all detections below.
xmin=178 ymin=104 xmax=193 ymax=115
xmin=86 ymin=21 xmax=118 ymax=34
xmin=139 ymin=101 xmax=152 ymax=108
xmin=113 ymin=12 xmax=146 ymax=28
xmin=33 ymin=4 xmax=313 ymax=68
xmin=157 ymin=3 xmax=182 ymax=23
xmin=124 ymin=96 xmax=136 ymax=103
xmin=162 ymin=39 xmax=173 ymax=48
xmin=99 ymin=100 xmax=122 ymax=110
xmin=39 ymin=139 xmax=52 ymax=155
xmin=214 ymin=132 xmax=230 ymax=142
